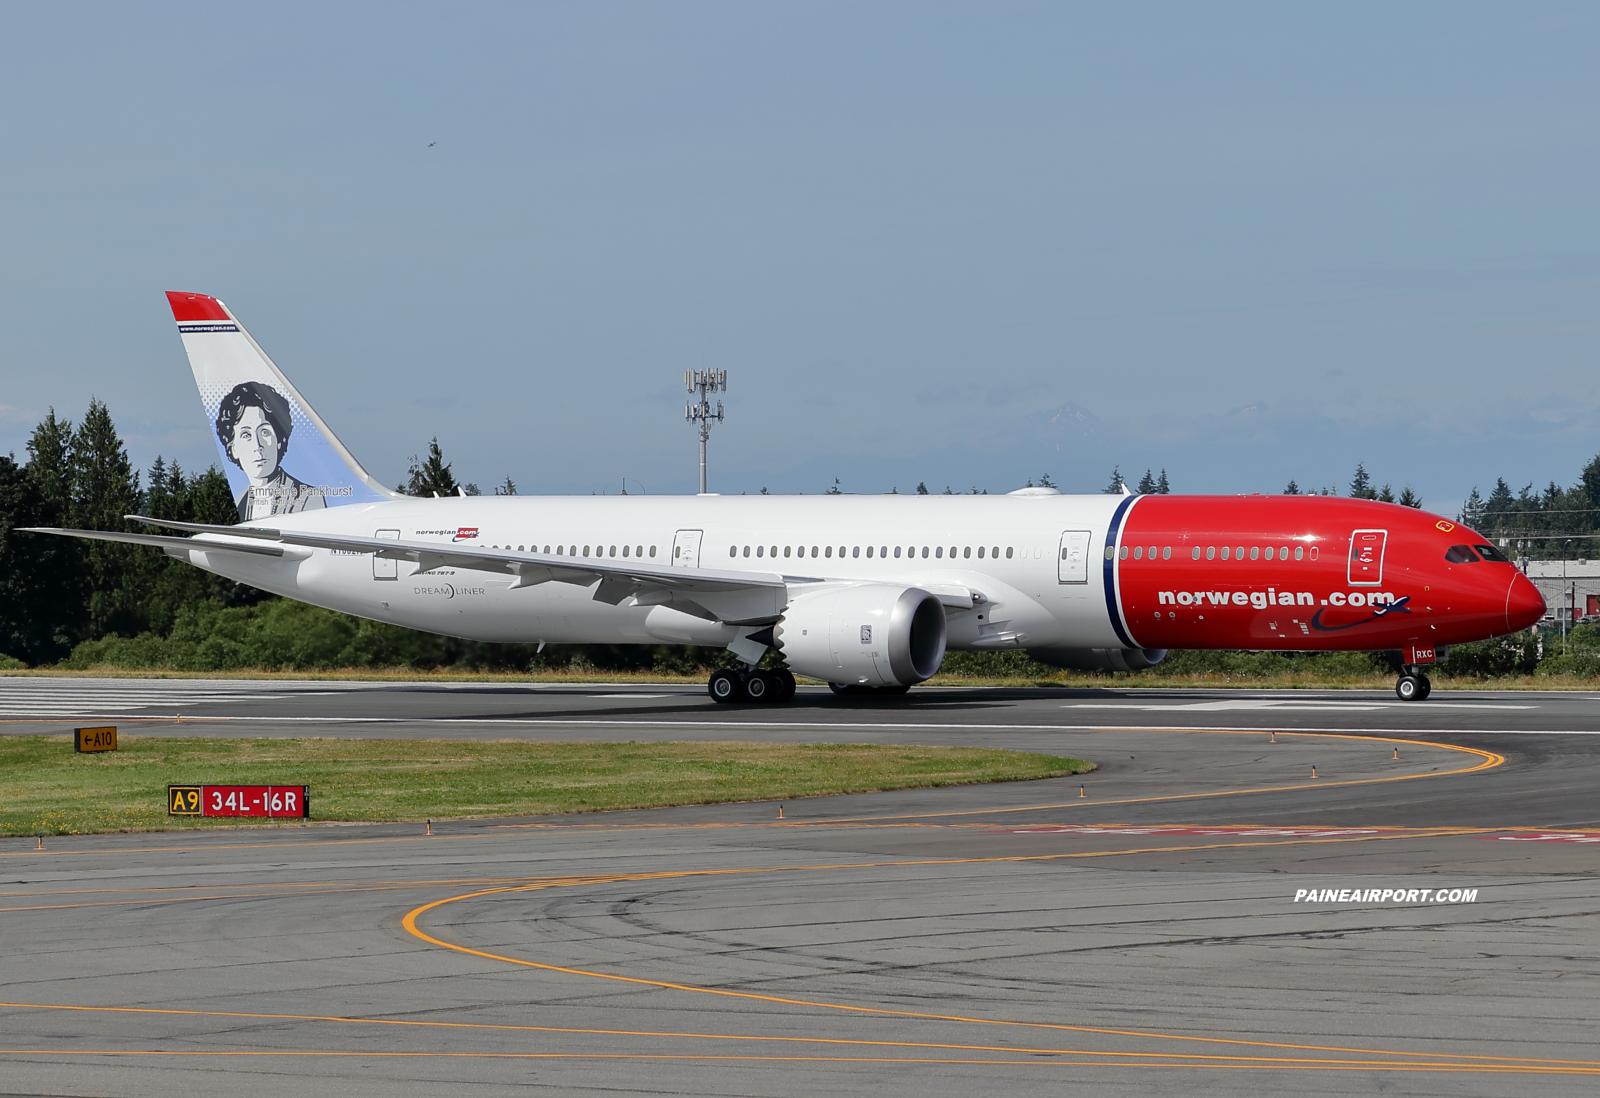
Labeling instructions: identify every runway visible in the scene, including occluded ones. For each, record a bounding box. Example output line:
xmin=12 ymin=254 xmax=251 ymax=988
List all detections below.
xmin=3 ymin=677 xmax=1599 ymax=1096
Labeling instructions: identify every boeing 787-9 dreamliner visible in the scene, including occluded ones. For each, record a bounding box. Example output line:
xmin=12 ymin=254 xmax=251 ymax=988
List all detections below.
xmin=26 ymin=292 xmax=1545 ymax=703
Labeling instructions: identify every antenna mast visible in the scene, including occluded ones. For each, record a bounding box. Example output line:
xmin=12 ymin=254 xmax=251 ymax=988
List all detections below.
xmin=684 ymin=369 xmax=726 ymax=495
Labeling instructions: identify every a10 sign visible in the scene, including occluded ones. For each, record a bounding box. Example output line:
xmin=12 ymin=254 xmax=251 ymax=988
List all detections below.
xmin=168 ymin=785 xmax=309 ymax=819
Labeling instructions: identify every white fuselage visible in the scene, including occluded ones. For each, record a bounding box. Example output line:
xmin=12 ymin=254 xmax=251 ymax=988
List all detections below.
xmin=179 ymin=493 xmax=1129 ymax=652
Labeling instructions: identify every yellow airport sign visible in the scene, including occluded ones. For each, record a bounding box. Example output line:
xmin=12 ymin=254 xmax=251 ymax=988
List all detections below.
xmin=74 ymin=726 xmax=117 ymax=753
xmin=169 ymin=786 xmax=202 ymax=816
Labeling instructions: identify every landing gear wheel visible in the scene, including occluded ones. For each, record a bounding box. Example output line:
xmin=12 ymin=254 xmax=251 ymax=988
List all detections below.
xmin=775 ymin=669 xmax=797 ymax=701
xmin=708 ymin=668 xmax=745 ymax=704
xmin=1416 ymin=674 xmax=1432 ymax=700
xmin=745 ymin=670 xmax=779 ymax=702
xmin=828 ymin=682 xmax=857 ymax=695
xmin=1396 ymin=675 xmax=1421 ymax=701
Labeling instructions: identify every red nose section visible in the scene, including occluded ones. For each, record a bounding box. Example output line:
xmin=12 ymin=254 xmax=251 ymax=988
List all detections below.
xmin=1506 ymin=573 xmax=1545 ymax=632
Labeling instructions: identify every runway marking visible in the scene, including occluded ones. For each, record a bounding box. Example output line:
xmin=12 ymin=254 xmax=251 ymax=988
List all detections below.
xmin=398 ymin=854 xmax=1600 ymax=1077
xmin=9 ymin=1000 xmax=1592 ymax=1072
xmin=1480 ymin=832 xmax=1600 ymax=843
xmin=1064 ymin=700 xmax=1535 ymax=712
xmin=994 ymin=825 xmax=1385 ymax=837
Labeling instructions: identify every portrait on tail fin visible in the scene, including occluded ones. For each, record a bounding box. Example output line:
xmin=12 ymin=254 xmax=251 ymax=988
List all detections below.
xmin=215 ymin=381 xmax=327 ymax=521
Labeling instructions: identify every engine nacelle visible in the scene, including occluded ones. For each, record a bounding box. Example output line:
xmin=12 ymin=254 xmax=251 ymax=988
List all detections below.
xmin=775 ymin=585 xmax=947 ymax=688
xmin=1028 ymin=647 xmax=1168 ymax=673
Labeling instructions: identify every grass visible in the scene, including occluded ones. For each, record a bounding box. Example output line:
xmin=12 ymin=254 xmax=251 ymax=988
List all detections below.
xmin=0 ymin=736 xmax=1093 ymax=836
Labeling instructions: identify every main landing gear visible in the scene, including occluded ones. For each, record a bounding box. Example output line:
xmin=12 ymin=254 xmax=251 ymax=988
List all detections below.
xmin=708 ymin=667 xmax=797 ymax=704
xmin=1395 ymin=669 xmax=1432 ymax=701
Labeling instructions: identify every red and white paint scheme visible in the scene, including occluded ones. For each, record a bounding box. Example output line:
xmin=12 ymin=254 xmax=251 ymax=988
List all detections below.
xmin=27 ymin=293 xmax=1544 ymax=704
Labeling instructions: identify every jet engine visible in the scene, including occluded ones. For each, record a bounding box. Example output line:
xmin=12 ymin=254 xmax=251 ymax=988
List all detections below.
xmin=774 ymin=585 xmax=947 ymax=688
xmin=1027 ymin=647 xmax=1168 ymax=673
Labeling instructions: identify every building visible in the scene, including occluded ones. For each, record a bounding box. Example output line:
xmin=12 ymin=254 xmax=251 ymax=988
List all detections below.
xmin=1522 ymin=560 xmax=1600 ymax=625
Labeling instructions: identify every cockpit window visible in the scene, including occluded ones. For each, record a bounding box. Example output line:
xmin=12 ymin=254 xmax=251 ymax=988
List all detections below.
xmin=1444 ymin=544 xmax=1479 ymax=564
xmin=1474 ymin=543 xmax=1511 ymax=563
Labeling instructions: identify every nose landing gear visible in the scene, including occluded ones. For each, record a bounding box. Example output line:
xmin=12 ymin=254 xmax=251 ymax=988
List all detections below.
xmin=1395 ymin=670 xmax=1432 ymax=701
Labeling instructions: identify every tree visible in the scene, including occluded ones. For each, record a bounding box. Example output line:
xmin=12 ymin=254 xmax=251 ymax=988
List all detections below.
xmin=494 ymin=476 xmax=517 ymax=496
xmin=1103 ymin=466 xmax=1125 ymax=494
xmin=404 ymin=438 xmax=457 ymax=497
xmin=68 ymin=399 xmax=145 ymax=637
xmin=916 ymin=482 xmax=929 ymax=495
xmin=1349 ymin=463 xmax=1376 ymax=500
xmin=462 ymin=483 xmax=481 ymax=496
xmin=1486 ymin=478 xmax=1513 ymax=513
xmin=26 ymin=408 xmax=73 ymax=515
xmin=0 ymin=452 xmax=84 ymax=663
xmin=1377 ymin=484 xmax=1395 ymax=504
xmin=1284 ymin=479 xmax=1301 ymax=495
xmin=1398 ymin=486 xmax=1422 ymax=508
xmin=1155 ymin=469 xmax=1170 ymax=494
xmin=1136 ymin=469 xmax=1156 ymax=495
xmin=1038 ymin=472 xmax=1057 ymax=489
xmin=1461 ymin=486 xmax=1485 ymax=527
xmin=826 ymin=478 xmax=842 ymax=495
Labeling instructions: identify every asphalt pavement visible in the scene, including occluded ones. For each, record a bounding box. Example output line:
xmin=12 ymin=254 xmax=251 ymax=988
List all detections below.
xmin=2 ymin=677 xmax=1598 ymax=1096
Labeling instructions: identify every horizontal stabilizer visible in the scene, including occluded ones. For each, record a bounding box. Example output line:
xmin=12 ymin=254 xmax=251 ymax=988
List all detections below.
xmin=18 ymin=527 xmax=286 ymax=558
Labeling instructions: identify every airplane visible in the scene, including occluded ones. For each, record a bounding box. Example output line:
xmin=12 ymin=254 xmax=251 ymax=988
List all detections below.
xmin=24 ymin=291 xmax=1546 ymax=704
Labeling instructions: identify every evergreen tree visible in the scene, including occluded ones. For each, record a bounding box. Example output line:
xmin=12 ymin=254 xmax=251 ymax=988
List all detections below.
xmin=1283 ymin=479 xmax=1301 ymax=495
xmin=1038 ymin=472 xmax=1057 ymax=489
xmin=68 ymin=399 xmax=145 ymax=637
xmin=494 ymin=476 xmax=517 ymax=496
xmin=1155 ymin=469 xmax=1170 ymax=494
xmin=1486 ymin=478 xmax=1514 ymax=513
xmin=462 ymin=483 xmax=481 ymax=496
xmin=1377 ymin=484 xmax=1395 ymax=503
xmin=1349 ymin=462 xmax=1376 ymax=500
xmin=25 ymin=408 xmax=73 ymax=515
xmin=0 ymin=452 xmax=84 ymax=663
xmin=403 ymin=438 xmax=458 ymax=497
xmin=1136 ymin=469 xmax=1156 ymax=495
xmin=1397 ymin=486 xmax=1422 ymax=508
xmin=1580 ymin=453 xmax=1600 ymax=515
xmin=916 ymin=482 xmax=929 ymax=495
xmin=1461 ymin=486 xmax=1484 ymax=527
xmin=1103 ymin=466 xmax=1125 ymax=494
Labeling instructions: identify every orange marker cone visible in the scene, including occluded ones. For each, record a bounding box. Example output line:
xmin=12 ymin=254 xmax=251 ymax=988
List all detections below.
xmin=426 ymin=819 xmax=432 ymax=836
xmin=778 ymin=804 xmax=784 ymax=819
xmin=36 ymin=832 xmax=43 ymax=850
xmin=1079 ymin=784 xmax=1086 ymax=799
xmin=1270 ymin=731 xmax=1276 ymax=743
xmin=1393 ymin=747 xmax=1399 ymax=760
xmin=1311 ymin=765 xmax=1317 ymax=778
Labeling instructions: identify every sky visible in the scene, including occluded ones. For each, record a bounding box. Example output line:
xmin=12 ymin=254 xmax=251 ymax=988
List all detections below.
xmin=1 ymin=2 xmax=1596 ymax=511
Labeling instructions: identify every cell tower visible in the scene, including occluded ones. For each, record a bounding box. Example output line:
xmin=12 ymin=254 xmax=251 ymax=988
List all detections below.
xmin=684 ymin=369 xmax=726 ymax=495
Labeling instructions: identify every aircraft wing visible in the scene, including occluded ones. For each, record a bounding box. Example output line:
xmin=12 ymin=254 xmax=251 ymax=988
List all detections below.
xmin=117 ymin=515 xmax=796 ymax=625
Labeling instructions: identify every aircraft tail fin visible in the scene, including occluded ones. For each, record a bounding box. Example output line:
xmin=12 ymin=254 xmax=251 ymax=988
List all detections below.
xmin=166 ymin=292 xmax=399 ymax=523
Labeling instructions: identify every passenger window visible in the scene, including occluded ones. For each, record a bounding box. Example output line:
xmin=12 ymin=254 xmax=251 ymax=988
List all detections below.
xmin=893 ymin=546 xmax=901 ymax=558
xmin=784 ymin=546 xmax=791 ymax=558
xmin=922 ymin=547 xmax=929 ymax=558
xmin=649 ymin=546 xmax=656 ymax=557
xmin=1133 ymin=546 xmax=1143 ymax=560
xmin=1294 ymin=546 xmax=1304 ymax=560
xmin=1220 ymin=546 xmax=1230 ymax=561
xmin=621 ymin=545 xmax=629 ymax=557
xmin=962 ymin=546 xmax=971 ymax=559
xmin=866 ymin=546 xmax=874 ymax=558
xmin=850 ymin=546 xmax=858 ymax=558
xmin=977 ymin=546 xmax=985 ymax=559
xmin=771 ymin=546 xmax=777 ymax=557
xmin=730 ymin=546 xmax=737 ymax=557
xmin=1119 ymin=546 xmax=1129 ymax=560
xmin=637 ymin=545 xmax=643 ymax=557
xmin=1236 ymin=547 xmax=1244 ymax=560
xmin=1250 ymin=546 xmax=1259 ymax=560
xmin=811 ymin=546 xmax=819 ymax=557
xmin=610 ymin=545 xmax=617 ymax=557
xmin=1006 ymin=547 xmax=1013 ymax=559
xmin=948 ymin=546 xmax=956 ymax=558
xmin=756 ymin=546 xmax=764 ymax=557
xmin=583 ymin=545 xmax=591 ymax=557
xmin=1474 ymin=544 xmax=1510 ymax=563
xmin=936 ymin=547 xmax=944 ymax=558
xmin=1263 ymin=546 xmax=1272 ymax=561
xmin=826 ymin=546 xmax=833 ymax=558
xmin=1163 ymin=546 xmax=1171 ymax=560
xmin=1206 ymin=547 xmax=1215 ymax=560
xmin=881 ymin=545 xmax=888 ymax=558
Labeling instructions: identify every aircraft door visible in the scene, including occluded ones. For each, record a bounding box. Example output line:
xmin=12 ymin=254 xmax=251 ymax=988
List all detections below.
xmin=672 ymin=529 xmax=703 ymax=568
xmin=373 ymin=529 xmax=399 ymax=579
xmin=1348 ymin=529 xmax=1387 ymax=586
xmin=1058 ymin=530 xmax=1092 ymax=584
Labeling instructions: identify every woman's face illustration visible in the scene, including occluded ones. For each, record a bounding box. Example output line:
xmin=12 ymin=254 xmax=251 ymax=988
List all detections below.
xmin=230 ymin=406 xmax=280 ymax=484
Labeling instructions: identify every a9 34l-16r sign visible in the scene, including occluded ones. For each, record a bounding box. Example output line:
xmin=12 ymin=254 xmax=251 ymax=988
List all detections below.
xmin=168 ymin=785 xmax=309 ymax=818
